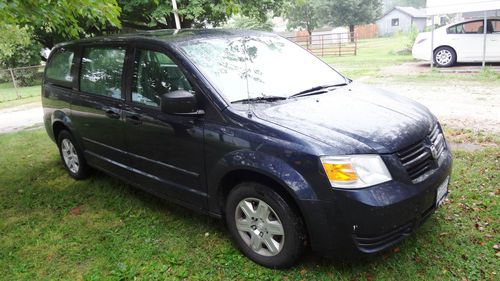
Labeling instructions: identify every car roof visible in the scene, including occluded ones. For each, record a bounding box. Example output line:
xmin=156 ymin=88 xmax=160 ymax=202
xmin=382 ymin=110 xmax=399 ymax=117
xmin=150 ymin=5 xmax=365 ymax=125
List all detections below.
xmin=54 ymin=28 xmax=275 ymax=49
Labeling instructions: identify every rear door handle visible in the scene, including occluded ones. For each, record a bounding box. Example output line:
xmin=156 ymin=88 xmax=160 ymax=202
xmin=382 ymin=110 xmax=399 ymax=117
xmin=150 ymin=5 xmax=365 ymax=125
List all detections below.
xmin=125 ymin=114 xmax=142 ymax=125
xmin=104 ymin=109 xmax=120 ymax=119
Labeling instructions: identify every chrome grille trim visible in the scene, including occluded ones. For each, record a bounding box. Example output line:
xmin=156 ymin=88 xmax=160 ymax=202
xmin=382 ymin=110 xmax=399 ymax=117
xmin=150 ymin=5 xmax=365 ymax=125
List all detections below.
xmin=396 ymin=124 xmax=446 ymax=182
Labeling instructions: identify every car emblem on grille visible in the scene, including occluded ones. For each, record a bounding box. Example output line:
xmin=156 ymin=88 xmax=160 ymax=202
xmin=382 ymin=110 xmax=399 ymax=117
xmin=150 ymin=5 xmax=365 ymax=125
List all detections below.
xmin=429 ymin=144 xmax=438 ymax=159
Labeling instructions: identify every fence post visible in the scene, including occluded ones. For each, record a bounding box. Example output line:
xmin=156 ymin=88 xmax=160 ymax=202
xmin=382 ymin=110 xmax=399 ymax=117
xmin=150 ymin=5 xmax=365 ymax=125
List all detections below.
xmin=321 ymin=35 xmax=324 ymax=57
xmin=354 ymin=32 xmax=357 ymax=56
xmin=8 ymin=68 xmax=20 ymax=99
xmin=338 ymin=34 xmax=341 ymax=56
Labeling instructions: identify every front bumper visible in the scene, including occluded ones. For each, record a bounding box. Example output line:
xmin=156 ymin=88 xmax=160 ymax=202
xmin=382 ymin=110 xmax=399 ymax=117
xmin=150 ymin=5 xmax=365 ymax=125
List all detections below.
xmin=301 ymin=149 xmax=452 ymax=256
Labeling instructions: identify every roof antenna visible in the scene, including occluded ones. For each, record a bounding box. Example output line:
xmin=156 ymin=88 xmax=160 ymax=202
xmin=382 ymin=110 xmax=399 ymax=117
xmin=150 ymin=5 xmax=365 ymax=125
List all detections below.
xmin=242 ymin=37 xmax=252 ymax=118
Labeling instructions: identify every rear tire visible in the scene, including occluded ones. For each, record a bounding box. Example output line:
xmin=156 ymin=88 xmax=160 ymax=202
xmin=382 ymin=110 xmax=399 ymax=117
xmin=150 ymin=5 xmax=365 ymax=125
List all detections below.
xmin=57 ymin=130 xmax=90 ymax=180
xmin=225 ymin=182 xmax=306 ymax=268
xmin=434 ymin=46 xmax=456 ymax=67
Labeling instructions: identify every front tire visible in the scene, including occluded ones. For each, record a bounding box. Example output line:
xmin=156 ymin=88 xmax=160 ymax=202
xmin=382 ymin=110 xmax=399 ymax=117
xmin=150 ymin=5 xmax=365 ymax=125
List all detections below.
xmin=57 ymin=130 xmax=90 ymax=180
xmin=225 ymin=182 xmax=306 ymax=268
xmin=434 ymin=46 xmax=456 ymax=67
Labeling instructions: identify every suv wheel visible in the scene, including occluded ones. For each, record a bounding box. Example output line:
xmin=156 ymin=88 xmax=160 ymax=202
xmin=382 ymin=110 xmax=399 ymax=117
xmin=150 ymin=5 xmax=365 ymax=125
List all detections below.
xmin=57 ymin=130 xmax=90 ymax=179
xmin=225 ymin=182 xmax=305 ymax=268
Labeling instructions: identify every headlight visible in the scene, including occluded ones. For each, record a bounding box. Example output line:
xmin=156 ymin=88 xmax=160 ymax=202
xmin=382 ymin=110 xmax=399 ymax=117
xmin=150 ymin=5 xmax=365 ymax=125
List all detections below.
xmin=320 ymin=155 xmax=392 ymax=188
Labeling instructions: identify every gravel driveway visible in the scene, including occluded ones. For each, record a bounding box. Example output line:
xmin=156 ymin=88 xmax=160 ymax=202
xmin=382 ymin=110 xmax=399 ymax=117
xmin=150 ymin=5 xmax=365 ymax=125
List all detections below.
xmin=0 ymin=103 xmax=43 ymax=134
xmin=370 ymin=80 xmax=500 ymax=133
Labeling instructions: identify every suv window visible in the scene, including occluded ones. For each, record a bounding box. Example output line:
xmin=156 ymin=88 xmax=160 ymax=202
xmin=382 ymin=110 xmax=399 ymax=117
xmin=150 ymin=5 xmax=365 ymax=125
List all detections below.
xmin=80 ymin=47 xmax=125 ymax=99
xmin=491 ymin=20 xmax=500 ymax=33
xmin=46 ymin=48 xmax=74 ymax=84
xmin=131 ymin=49 xmax=192 ymax=107
xmin=447 ymin=20 xmax=484 ymax=34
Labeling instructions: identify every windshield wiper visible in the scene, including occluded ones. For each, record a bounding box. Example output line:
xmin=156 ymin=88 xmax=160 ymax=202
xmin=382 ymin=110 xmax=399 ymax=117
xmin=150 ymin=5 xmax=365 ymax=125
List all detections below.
xmin=288 ymin=82 xmax=349 ymax=99
xmin=231 ymin=96 xmax=287 ymax=104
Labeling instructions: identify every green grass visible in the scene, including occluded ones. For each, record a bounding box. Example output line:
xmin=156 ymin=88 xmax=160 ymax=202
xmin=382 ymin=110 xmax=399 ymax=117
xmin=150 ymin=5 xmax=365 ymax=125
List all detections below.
xmin=0 ymin=82 xmax=41 ymax=103
xmin=371 ymin=68 xmax=500 ymax=85
xmin=323 ymin=36 xmax=413 ymax=78
xmin=0 ymin=96 xmax=40 ymax=109
xmin=0 ymin=129 xmax=498 ymax=280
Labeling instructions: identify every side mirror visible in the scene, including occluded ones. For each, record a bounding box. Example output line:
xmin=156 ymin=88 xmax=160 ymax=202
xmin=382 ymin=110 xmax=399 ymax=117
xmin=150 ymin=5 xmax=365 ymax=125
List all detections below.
xmin=160 ymin=90 xmax=204 ymax=115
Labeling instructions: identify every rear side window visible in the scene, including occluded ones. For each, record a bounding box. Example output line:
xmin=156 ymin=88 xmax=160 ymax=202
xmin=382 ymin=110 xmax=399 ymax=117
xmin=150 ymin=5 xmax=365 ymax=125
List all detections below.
xmin=46 ymin=49 xmax=74 ymax=84
xmin=80 ymin=47 xmax=125 ymax=99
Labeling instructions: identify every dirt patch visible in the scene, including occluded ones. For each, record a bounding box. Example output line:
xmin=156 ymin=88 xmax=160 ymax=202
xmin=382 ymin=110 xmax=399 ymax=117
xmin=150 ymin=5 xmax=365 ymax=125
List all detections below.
xmin=380 ymin=62 xmax=500 ymax=76
xmin=0 ymin=104 xmax=43 ymax=134
xmin=370 ymin=81 xmax=500 ymax=133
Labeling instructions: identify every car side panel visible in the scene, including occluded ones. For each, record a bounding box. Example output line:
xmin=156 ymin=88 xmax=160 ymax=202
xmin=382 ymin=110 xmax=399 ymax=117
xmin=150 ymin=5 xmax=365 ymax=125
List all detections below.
xmin=42 ymin=83 xmax=73 ymax=141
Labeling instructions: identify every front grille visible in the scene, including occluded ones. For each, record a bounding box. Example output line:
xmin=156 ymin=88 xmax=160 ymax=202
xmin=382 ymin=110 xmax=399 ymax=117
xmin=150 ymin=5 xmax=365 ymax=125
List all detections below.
xmin=397 ymin=124 xmax=445 ymax=181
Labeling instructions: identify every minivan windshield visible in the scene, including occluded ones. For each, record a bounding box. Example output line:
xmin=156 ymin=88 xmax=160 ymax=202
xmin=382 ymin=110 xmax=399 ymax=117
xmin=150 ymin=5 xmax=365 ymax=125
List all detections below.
xmin=178 ymin=35 xmax=347 ymax=103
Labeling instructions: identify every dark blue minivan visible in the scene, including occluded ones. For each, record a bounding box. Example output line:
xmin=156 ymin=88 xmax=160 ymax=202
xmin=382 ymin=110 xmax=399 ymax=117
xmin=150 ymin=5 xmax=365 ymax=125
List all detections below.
xmin=42 ymin=29 xmax=452 ymax=268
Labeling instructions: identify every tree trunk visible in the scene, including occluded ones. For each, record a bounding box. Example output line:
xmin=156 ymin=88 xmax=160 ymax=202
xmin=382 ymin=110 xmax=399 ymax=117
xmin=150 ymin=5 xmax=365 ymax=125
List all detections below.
xmin=349 ymin=25 xmax=355 ymax=43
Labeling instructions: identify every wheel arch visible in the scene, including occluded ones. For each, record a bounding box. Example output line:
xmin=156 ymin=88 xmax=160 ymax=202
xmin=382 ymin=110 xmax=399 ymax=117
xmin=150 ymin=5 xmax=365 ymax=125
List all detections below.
xmin=52 ymin=121 xmax=70 ymax=141
xmin=216 ymin=167 xmax=313 ymax=245
xmin=218 ymin=169 xmax=302 ymax=214
xmin=433 ymin=45 xmax=456 ymax=54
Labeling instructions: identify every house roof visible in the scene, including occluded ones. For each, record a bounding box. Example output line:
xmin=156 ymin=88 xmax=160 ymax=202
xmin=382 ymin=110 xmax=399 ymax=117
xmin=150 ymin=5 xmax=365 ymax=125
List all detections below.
xmin=382 ymin=6 xmax=427 ymax=19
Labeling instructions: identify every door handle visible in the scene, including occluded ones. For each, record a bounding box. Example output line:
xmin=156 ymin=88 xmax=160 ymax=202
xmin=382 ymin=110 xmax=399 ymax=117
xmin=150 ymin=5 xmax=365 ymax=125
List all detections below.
xmin=125 ymin=114 xmax=142 ymax=125
xmin=104 ymin=109 xmax=120 ymax=119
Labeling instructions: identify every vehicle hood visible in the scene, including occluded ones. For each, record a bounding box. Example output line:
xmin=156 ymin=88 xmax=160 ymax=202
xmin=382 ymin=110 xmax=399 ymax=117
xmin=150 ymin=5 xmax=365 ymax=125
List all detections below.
xmin=253 ymin=83 xmax=436 ymax=154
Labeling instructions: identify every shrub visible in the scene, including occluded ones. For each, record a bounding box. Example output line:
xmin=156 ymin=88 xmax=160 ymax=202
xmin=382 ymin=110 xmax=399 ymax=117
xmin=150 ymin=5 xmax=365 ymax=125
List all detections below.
xmin=0 ymin=25 xmax=42 ymax=86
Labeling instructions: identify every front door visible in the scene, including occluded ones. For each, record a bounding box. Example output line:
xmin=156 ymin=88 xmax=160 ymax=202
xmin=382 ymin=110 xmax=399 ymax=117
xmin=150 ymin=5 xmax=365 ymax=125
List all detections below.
xmin=123 ymin=48 xmax=206 ymax=208
xmin=447 ymin=20 xmax=485 ymax=61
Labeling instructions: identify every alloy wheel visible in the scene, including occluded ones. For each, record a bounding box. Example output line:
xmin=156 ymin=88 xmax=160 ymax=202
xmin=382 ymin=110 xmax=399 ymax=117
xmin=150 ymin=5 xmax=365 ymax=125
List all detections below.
xmin=234 ymin=198 xmax=285 ymax=256
xmin=435 ymin=49 xmax=452 ymax=66
xmin=61 ymin=139 xmax=80 ymax=174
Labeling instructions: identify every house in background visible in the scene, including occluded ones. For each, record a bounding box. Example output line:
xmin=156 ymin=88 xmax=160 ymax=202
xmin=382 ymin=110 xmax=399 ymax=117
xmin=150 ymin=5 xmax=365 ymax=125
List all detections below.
xmin=376 ymin=6 xmax=427 ymax=36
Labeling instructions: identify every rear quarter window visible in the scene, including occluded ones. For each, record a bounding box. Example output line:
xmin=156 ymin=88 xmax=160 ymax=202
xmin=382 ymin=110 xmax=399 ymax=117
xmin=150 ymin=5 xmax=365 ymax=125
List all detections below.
xmin=46 ymin=48 xmax=75 ymax=84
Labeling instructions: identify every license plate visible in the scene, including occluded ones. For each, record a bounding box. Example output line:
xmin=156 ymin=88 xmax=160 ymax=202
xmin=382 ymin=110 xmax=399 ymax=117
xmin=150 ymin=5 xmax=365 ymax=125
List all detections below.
xmin=436 ymin=176 xmax=449 ymax=207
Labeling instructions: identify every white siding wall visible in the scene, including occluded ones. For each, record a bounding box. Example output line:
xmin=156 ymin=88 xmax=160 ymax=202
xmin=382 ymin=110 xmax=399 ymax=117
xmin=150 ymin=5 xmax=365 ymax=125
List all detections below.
xmin=413 ymin=18 xmax=427 ymax=32
xmin=377 ymin=10 xmax=418 ymax=36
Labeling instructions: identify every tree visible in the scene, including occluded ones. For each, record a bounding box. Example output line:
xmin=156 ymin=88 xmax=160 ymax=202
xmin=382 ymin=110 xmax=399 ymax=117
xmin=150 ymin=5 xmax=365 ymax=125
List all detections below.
xmin=382 ymin=0 xmax=426 ymax=12
xmin=236 ymin=0 xmax=289 ymax=23
xmin=119 ymin=0 xmax=288 ymax=30
xmin=0 ymin=0 xmax=122 ymax=48
xmin=285 ymin=0 xmax=322 ymax=38
xmin=321 ymin=0 xmax=382 ymax=41
xmin=0 ymin=25 xmax=42 ymax=86
xmin=0 ymin=0 xmax=288 ymax=49
xmin=227 ymin=15 xmax=274 ymax=31
xmin=119 ymin=0 xmax=238 ymax=30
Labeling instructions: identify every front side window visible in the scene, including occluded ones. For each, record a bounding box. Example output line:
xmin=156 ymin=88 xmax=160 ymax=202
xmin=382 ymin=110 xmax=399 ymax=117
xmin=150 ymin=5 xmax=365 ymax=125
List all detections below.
xmin=391 ymin=18 xmax=399 ymax=26
xmin=131 ymin=49 xmax=192 ymax=107
xmin=80 ymin=47 xmax=125 ymax=99
xmin=178 ymin=35 xmax=346 ymax=103
xmin=46 ymin=48 xmax=74 ymax=84
xmin=448 ymin=21 xmax=483 ymax=34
